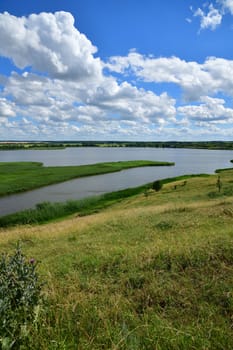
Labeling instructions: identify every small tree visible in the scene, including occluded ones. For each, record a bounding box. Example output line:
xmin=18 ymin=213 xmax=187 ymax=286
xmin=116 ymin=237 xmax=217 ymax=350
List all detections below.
xmin=152 ymin=180 xmax=163 ymax=192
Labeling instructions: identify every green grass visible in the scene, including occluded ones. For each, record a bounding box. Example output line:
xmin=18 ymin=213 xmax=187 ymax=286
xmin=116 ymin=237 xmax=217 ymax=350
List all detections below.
xmin=0 ymin=160 xmax=174 ymax=197
xmin=0 ymin=169 xmax=233 ymax=349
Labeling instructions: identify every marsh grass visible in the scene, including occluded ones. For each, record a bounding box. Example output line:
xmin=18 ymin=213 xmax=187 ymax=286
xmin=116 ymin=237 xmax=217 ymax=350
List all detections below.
xmin=0 ymin=187 xmax=149 ymax=227
xmin=0 ymin=169 xmax=233 ymax=348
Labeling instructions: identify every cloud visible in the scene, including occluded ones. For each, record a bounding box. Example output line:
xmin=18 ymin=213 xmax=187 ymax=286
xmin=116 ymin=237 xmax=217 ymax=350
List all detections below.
xmin=0 ymin=98 xmax=16 ymax=117
xmin=84 ymin=79 xmax=176 ymax=123
xmin=0 ymin=11 xmax=102 ymax=81
xmin=191 ymin=0 xmax=233 ymax=31
xmin=0 ymin=11 xmax=178 ymax=138
xmin=0 ymin=10 xmax=233 ymax=141
xmin=178 ymin=96 xmax=233 ymax=123
xmin=194 ymin=4 xmax=222 ymax=31
xmin=106 ymin=52 xmax=233 ymax=100
xmin=1 ymin=68 xmax=176 ymax=140
xmin=218 ymin=0 xmax=233 ymax=14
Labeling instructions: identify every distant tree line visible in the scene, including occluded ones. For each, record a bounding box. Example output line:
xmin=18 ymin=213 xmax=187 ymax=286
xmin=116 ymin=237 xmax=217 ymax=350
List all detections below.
xmin=1 ymin=140 xmax=233 ymax=150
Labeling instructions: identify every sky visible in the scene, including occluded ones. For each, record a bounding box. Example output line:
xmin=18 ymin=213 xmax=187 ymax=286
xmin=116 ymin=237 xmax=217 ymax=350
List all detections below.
xmin=0 ymin=1 xmax=233 ymax=141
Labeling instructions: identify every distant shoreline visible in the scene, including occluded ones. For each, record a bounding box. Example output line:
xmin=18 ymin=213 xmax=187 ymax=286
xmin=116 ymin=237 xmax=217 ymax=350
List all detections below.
xmin=1 ymin=140 xmax=233 ymax=150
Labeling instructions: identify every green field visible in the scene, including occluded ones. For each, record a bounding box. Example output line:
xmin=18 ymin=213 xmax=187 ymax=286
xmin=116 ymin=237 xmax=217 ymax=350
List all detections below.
xmin=0 ymin=168 xmax=233 ymax=349
xmin=0 ymin=160 xmax=173 ymax=197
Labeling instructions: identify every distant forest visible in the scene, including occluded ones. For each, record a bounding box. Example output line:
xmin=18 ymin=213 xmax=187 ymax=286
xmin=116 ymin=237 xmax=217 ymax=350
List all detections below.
xmin=1 ymin=140 xmax=233 ymax=150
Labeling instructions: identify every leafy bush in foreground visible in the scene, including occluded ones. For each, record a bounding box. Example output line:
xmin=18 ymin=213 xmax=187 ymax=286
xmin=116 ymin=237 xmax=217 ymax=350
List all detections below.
xmin=0 ymin=244 xmax=43 ymax=349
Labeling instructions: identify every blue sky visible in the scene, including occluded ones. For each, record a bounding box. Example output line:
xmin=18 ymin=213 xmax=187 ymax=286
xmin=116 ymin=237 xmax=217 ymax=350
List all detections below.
xmin=0 ymin=0 xmax=233 ymax=141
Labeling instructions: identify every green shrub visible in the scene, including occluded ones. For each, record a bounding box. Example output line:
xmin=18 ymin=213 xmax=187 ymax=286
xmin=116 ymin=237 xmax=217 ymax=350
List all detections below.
xmin=0 ymin=244 xmax=43 ymax=349
xmin=152 ymin=180 xmax=163 ymax=192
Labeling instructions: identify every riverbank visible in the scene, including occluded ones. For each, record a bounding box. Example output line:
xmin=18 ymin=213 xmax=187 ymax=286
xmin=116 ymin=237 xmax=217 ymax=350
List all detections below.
xmin=0 ymin=160 xmax=174 ymax=197
xmin=1 ymin=168 xmax=233 ymax=349
xmin=0 ymin=173 xmax=209 ymax=227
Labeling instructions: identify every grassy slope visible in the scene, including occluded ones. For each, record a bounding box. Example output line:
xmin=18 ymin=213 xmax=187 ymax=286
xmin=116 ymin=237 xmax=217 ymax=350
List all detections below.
xmin=0 ymin=160 xmax=173 ymax=197
xmin=0 ymin=170 xmax=233 ymax=349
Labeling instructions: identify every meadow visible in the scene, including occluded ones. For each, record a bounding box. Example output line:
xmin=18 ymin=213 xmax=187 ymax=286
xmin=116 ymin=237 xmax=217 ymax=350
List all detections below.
xmin=0 ymin=167 xmax=233 ymax=349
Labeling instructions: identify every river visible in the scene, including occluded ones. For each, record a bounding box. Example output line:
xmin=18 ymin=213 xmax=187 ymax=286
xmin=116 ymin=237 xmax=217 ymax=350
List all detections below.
xmin=0 ymin=147 xmax=233 ymax=216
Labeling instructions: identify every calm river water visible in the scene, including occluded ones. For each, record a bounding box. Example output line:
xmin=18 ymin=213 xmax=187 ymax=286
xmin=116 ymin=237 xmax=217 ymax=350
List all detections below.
xmin=0 ymin=147 xmax=233 ymax=216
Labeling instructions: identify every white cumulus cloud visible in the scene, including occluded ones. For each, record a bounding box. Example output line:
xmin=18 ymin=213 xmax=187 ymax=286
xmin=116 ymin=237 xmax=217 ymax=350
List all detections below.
xmin=0 ymin=10 xmax=233 ymax=140
xmin=106 ymin=53 xmax=233 ymax=100
xmin=178 ymin=96 xmax=233 ymax=123
xmin=0 ymin=11 xmax=102 ymax=81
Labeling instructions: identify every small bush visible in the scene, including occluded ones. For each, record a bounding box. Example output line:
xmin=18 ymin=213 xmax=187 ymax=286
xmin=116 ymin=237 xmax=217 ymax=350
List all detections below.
xmin=0 ymin=244 xmax=43 ymax=349
xmin=152 ymin=180 xmax=163 ymax=192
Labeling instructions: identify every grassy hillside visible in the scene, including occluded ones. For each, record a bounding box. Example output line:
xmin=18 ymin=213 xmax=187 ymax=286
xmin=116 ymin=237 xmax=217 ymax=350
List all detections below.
xmin=0 ymin=169 xmax=233 ymax=349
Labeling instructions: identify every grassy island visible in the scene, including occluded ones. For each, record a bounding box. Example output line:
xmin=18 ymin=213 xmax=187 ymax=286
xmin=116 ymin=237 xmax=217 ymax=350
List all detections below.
xmin=0 ymin=168 xmax=233 ymax=349
xmin=0 ymin=160 xmax=174 ymax=197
